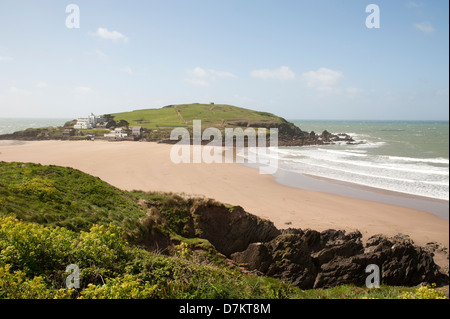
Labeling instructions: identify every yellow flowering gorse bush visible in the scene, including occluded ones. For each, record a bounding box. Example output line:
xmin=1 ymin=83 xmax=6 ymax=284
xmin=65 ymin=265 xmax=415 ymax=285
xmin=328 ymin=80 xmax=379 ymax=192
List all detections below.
xmin=79 ymin=274 xmax=158 ymax=299
xmin=0 ymin=264 xmax=73 ymax=299
xmin=174 ymin=242 xmax=192 ymax=260
xmin=0 ymin=215 xmax=140 ymax=298
xmin=400 ymin=284 xmax=446 ymax=299
xmin=14 ymin=177 xmax=58 ymax=201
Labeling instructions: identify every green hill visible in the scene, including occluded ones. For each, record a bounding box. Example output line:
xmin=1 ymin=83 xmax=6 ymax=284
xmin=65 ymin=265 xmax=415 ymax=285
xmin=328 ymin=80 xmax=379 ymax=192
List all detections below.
xmin=0 ymin=103 xmax=350 ymax=146
xmin=111 ymin=103 xmax=286 ymax=130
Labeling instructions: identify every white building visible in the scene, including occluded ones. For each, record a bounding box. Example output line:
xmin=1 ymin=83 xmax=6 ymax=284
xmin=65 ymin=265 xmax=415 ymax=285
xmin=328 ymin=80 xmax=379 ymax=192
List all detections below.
xmin=74 ymin=113 xmax=105 ymax=129
xmin=104 ymin=128 xmax=128 ymax=138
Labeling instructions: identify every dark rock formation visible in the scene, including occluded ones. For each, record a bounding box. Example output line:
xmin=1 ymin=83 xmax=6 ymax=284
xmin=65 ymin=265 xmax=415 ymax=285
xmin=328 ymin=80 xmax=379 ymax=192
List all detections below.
xmin=137 ymin=198 xmax=281 ymax=257
xmin=137 ymin=195 xmax=447 ymax=289
xmin=192 ymin=203 xmax=281 ymax=257
xmin=231 ymin=229 xmax=447 ymax=289
xmin=231 ymin=229 xmax=365 ymax=289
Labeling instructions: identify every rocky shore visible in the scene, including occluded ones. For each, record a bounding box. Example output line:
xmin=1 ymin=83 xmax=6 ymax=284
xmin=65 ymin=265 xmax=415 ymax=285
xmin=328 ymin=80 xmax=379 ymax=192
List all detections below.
xmin=0 ymin=121 xmax=358 ymax=147
xmin=140 ymin=198 xmax=449 ymax=289
xmin=232 ymin=229 xmax=448 ymax=289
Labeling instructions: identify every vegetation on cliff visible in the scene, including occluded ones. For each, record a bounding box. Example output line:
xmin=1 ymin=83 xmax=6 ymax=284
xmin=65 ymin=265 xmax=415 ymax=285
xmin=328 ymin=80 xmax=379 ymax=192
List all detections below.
xmin=0 ymin=104 xmax=354 ymax=146
xmin=0 ymin=162 xmax=446 ymax=299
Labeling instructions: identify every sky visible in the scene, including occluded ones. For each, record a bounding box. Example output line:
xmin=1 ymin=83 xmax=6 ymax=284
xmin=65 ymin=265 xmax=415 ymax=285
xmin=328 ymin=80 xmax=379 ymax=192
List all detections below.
xmin=0 ymin=0 xmax=448 ymax=120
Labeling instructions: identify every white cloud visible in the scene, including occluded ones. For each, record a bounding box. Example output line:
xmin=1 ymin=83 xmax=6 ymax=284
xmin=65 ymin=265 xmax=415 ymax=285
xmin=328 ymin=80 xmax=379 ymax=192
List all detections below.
xmin=91 ymin=27 xmax=128 ymax=43
xmin=74 ymin=86 xmax=92 ymax=93
xmin=185 ymin=67 xmax=236 ymax=87
xmin=414 ymin=22 xmax=435 ymax=33
xmin=191 ymin=67 xmax=208 ymax=78
xmin=36 ymin=81 xmax=48 ymax=89
xmin=120 ymin=66 xmax=133 ymax=75
xmin=0 ymin=56 xmax=13 ymax=62
xmin=9 ymin=86 xmax=30 ymax=96
xmin=302 ymin=67 xmax=343 ymax=90
xmin=94 ymin=49 xmax=107 ymax=57
xmin=250 ymin=66 xmax=295 ymax=80
xmin=301 ymin=67 xmax=364 ymax=98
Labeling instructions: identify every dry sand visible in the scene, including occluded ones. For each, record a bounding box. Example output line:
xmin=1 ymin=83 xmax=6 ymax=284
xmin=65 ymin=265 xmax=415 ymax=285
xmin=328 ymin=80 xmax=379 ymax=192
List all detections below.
xmin=1 ymin=140 xmax=448 ymax=248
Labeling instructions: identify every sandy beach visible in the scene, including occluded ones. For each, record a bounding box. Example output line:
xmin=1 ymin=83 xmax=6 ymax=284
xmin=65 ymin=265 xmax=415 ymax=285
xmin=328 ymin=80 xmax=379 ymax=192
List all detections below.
xmin=0 ymin=140 xmax=448 ymax=248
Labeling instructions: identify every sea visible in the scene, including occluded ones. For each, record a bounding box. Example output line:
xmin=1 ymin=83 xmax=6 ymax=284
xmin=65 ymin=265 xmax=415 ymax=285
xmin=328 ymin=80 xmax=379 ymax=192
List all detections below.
xmin=0 ymin=118 xmax=70 ymax=136
xmin=245 ymin=120 xmax=449 ymax=202
xmin=1 ymin=118 xmax=449 ymax=203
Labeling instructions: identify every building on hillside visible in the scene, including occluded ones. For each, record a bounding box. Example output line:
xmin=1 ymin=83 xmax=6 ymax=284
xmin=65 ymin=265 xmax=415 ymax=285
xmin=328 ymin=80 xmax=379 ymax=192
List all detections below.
xmin=104 ymin=128 xmax=128 ymax=138
xmin=131 ymin=126 xmax=143 ymax=137
xmin=74 ymin=113 xmax=105 ymax=129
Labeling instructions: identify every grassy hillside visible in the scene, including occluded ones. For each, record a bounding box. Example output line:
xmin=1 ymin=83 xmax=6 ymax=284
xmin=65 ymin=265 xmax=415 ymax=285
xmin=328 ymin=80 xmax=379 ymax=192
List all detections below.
xmin=0 ymin=162 xmax=144 ymax=233
xmin=111 ymin=103 xmax=286 ymax=130
xmin=0 ymin=103 xmax=314 ymax=145
xmin=0 ymin=162 xmax=445 ymax=299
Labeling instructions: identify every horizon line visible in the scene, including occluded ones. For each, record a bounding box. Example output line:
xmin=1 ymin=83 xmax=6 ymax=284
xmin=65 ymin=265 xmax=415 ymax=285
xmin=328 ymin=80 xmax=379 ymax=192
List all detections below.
xmin=0 ymin=116 xmax=448 ymax=123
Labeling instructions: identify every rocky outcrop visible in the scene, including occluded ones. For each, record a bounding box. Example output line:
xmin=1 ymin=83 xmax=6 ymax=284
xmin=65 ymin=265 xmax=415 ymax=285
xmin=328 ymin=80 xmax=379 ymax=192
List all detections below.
xmin=231 ymin=229 xmax=365 ymax=289
xmin=250 ymin=120 xmax=356 ymax=146
xmin=231 ymin=230 xmax=447 ymax=289
xmin=137 ymin=195 xmax=447 ymax=289
xmin=137 ymin=197 xmax=281 ymax=257
xmin=192 ymin=202 xmax=281 ymax=257
xmin=314 ymin=234 xmax=445 ymax=288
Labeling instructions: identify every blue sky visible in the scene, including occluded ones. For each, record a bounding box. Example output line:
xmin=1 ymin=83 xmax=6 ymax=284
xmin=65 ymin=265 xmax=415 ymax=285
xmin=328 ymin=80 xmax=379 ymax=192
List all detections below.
xmin=0 ymin=0 xmax=448 ymax=120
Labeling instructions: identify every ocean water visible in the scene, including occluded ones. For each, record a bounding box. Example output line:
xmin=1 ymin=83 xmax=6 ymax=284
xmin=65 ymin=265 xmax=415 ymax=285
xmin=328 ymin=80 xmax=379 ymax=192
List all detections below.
xmin=271 ymin=121 xmax=449 ymax=201
xmin=0 ymin=118 xmax=70 ymax=135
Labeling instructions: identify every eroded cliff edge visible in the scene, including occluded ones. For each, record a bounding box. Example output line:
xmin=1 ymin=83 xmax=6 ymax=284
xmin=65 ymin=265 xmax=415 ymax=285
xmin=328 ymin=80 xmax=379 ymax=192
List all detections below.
xmin=140 ymin=197 xmax=449 ymax=289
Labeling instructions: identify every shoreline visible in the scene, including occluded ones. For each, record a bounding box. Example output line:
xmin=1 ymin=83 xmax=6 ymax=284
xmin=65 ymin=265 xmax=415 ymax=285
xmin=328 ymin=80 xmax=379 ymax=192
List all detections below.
xmin=274 ymin=168 xmax=449 ymax=220
xmin=0 ymin=140 xmax=448 ymax=248
xmin=238 ymin=149 xmax=449 ymax=220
